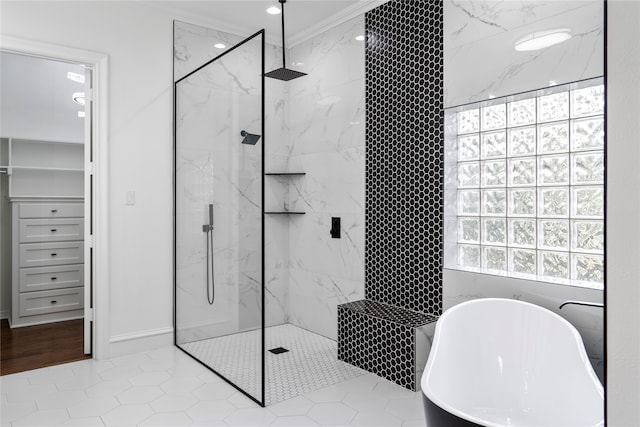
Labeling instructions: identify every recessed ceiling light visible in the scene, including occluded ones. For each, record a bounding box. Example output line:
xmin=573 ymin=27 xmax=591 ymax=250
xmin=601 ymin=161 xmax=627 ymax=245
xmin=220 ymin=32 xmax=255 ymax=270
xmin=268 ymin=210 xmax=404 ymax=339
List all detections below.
xmin=78 ymin=111 xmax=85 ymax=118
xmin=488 ymin=94 xmax=496 ymax=99
xmin=67 ymin=72 xmax=85 ymax=84
xmin=549 ymin=80 xmax=558 ymax=86
xmin=355 ymin=35 xmax=365 ymax=41
xmin=214 ymin=43 xmax=226 ymax=49
xmin=72 ymin=92 xmax=85 ymax=105
xmin=514 ymin=28 xmax=571 ymax=51
xmin=267 ymin=6 xmax=281 ymax=15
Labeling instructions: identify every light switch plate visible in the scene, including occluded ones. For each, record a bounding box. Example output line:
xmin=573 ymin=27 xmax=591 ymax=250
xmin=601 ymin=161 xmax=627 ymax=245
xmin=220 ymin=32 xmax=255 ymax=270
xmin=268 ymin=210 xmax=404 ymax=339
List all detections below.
xmin=126 ymin=190 xmax=135 ymax=205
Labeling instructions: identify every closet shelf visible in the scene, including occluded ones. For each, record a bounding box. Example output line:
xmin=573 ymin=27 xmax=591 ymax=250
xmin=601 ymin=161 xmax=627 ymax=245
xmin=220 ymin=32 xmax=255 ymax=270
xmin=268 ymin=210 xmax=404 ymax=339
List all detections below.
xmin=10 ymin=166 xmax=84 ymax=173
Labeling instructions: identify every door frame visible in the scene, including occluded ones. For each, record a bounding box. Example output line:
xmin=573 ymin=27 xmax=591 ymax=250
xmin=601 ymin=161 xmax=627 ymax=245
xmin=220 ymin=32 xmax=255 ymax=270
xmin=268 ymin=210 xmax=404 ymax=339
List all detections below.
xmin=0 ymin=36 xmax=110 ymax=359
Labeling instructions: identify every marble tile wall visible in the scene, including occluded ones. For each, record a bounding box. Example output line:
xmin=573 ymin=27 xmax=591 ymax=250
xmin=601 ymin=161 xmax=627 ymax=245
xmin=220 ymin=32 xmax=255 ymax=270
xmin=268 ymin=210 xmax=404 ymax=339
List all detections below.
xmin=174 ymin=23 xmax=289 ymax=344
xmin=174 ymin=18 xmax=366 ymax=342
xmin=285 ymin=16 xmax=366 ymax=340
xmin=442 ymin=1 xmax=605 ymax=382
xmin=444 ymin=0 xmax=604 ymax=107
xmin=175 ymin=33 xmax=264 ymax=342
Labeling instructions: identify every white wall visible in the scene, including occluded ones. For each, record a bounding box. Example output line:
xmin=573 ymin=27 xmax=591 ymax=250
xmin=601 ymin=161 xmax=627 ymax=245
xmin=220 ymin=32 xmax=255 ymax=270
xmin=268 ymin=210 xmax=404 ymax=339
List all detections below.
xmin=444 ymin=0 xmax=603 ymax=107
xmin=606 ymin=1 xmax=640 ymax=424
xmin=0 ymin=1 xmax=179 ymax=356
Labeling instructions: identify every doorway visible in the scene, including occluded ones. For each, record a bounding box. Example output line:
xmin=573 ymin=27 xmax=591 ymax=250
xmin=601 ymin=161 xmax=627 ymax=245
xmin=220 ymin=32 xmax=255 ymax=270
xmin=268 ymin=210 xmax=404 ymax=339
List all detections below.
xmin=0 ymin=50 xmax=97 ymax=374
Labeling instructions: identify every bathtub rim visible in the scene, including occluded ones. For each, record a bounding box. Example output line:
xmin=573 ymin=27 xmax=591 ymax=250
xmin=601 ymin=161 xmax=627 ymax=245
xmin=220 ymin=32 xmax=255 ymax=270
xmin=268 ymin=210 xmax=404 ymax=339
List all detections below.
xmin=420 ymin=297 xmax=604 ymax=427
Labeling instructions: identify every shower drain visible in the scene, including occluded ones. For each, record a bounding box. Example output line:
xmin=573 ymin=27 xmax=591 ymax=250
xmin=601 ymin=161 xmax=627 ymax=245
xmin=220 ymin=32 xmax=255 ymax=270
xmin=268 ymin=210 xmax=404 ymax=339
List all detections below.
xmin=268 ymin=347 xmax=289 ymax=355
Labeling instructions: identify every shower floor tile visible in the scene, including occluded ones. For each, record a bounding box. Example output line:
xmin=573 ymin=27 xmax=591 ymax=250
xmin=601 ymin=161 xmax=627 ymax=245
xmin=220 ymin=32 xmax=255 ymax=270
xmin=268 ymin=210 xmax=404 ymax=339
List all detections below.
xmin=180 ymin=324 xmax=366 ymax=405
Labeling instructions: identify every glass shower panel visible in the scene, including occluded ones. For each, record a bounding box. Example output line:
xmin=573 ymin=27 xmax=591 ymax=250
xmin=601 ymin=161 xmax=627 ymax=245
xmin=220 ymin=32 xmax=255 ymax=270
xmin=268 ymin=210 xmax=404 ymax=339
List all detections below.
xmin=175 ymin=31 xmax=264 ymax=405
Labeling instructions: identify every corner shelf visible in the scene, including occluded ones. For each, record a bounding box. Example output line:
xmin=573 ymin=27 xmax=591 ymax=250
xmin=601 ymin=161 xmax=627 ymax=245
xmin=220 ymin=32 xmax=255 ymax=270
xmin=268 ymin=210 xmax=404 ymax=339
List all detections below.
xmin=265 ymin=172 xmax=306 ymax=176
xmin=265 ymin=172 xmax=306 ymax=215
xmin=265 ymin=211 xmax=305 ymax=215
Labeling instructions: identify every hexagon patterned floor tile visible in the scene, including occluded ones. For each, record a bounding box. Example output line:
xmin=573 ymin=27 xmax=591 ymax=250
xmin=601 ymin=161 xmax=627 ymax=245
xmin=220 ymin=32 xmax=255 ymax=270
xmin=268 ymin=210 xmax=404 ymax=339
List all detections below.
xmin=0 ymin=342 xmax=425 ymax=426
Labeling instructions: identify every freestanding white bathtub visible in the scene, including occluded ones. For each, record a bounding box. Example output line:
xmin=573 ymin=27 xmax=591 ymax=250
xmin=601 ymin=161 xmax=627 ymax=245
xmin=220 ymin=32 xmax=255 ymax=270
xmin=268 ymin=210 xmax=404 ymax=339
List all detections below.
xmin=421 ymin=298 xmax=604 ymax=427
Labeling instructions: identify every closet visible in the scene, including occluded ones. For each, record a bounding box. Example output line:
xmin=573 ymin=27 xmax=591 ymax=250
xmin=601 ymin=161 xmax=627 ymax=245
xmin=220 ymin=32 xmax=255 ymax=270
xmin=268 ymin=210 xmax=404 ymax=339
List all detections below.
xmin=1 ymin=137 xmax=84 ymax=327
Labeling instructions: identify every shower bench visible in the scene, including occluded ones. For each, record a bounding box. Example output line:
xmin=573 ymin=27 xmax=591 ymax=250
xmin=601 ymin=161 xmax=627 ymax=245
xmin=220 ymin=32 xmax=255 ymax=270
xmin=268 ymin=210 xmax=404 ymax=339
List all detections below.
xmin=337 ymin=299 xmax=438 ymax=391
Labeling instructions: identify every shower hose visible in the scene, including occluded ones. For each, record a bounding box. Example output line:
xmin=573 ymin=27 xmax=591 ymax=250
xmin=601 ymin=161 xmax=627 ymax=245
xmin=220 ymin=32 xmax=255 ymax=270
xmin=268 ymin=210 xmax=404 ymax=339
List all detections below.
xmin=205 ymin=228 xmax=215 ymax=305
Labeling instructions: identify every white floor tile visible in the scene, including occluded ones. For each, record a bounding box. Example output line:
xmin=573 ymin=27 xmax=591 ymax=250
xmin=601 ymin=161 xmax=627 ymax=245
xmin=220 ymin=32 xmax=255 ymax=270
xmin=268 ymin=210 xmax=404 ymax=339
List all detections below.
xmin=149 ymin=393 xmax=198 ymax=413
xmin=85 ymin=380 xmax=132 ymax=398
xmin=159 ymin=376 xmax=204 ymax=394
xmin=0 ymin=343 xmax=429 ymax=427
xmin=129 ymin=371 xmax=171 ymax=386
xmin=385 ymin=396 xmax=425 ymax=421
xmin=225 ymin=407 xmax=278 ymax=426
xmin=12 ymin=408 xmax=70 ymax=427
xmin=351 ymin=409 xmax=404 ymax=426
xmin=3 ymin=382 xmax=57 ymax=404
xmin=138 ymin=412 xmax=193 ymax=426
xmin=269 ymin=415 xmax=320 ymax=426
xmin=0 ymin=400 xmax=37 ymax=424
xmin=55 ymin=416 xmax=107 ymax=426
xmin=268 ymin=395 xmax=314 ymax=416
xmin=101 ymin=404 xmax=154 ymax=427
xmin=191 ymin=382 xmax=236 ymax=401
xmin=67 ymin=396 xmax=120 ymax=418
xmin=116 ymin=386 xmax=164 ymax=405
xmin=35 ymin=390 xmax=87 ymax=410
xmin=186 ymin=400 xmax=236 ymax=421
xmin=306 ymin=402 xmax=357 ymax=425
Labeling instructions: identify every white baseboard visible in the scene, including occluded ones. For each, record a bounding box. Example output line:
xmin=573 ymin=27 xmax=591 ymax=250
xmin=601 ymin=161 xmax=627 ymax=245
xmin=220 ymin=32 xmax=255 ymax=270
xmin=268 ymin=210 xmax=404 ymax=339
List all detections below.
xmin=0 ymin=309 xmax=8 ymax=320
xmin=108 ymin=326 xmax=174 ymax=359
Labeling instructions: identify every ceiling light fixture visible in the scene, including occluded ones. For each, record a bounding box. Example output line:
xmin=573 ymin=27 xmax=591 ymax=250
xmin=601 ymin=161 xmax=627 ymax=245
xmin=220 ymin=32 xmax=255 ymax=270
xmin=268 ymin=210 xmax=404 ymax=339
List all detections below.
xmin=549 ymin=80 xmax=558 ymax=86
xmin=72 ymin=92 xmax=85 ymax=105
xmin=214 ymin=43 xmax=226 ymax=49
xmin=67 ymin=72 xmax=85 ymax=84
xmin=78 ymin=111 xmax=86 ymax=118
xmin=266 ymin=6 xmax=281 ymax=15
xmin=514 ymin=28 xmax=572 ymax=52
xmin=355 ymin=35 xmax=365 ymax=41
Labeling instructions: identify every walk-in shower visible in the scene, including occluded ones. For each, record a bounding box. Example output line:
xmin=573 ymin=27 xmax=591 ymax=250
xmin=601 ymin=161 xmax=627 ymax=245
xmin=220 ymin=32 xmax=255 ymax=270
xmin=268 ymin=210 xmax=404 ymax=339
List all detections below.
xmin=173 ymin=20 xmax=366 ymax=407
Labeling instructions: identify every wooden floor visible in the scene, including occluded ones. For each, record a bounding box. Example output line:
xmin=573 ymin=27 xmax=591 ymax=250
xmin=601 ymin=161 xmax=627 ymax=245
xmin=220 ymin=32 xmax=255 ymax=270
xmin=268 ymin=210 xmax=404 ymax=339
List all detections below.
xmin=1 ymin=319 xmax=91 ymax=376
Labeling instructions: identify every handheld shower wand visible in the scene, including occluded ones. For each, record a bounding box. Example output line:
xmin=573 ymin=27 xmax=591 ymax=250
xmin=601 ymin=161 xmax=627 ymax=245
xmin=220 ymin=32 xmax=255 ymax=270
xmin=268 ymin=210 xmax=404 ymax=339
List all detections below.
xmin=203 ymin=204 xmax=215 ymax=305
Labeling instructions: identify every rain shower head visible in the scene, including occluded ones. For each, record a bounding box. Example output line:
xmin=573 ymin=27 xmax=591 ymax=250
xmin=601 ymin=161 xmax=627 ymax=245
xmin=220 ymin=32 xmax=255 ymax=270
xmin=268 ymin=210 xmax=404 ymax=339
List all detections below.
xmin=240 ymin=130 xmax=261 ymax=145
xmin=265 ymin=67 xmax=306 ymax=81
xmin=265 ymin=0 xmax=307 ymax=81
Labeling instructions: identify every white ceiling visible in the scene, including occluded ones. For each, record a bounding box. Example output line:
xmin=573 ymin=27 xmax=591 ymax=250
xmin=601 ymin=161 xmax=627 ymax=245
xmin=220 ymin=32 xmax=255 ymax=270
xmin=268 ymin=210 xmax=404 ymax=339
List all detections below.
xmin=0 ymin=52 xmax=85 ymax=142
xmin=145 ymin=0 xmax=387 ymax=46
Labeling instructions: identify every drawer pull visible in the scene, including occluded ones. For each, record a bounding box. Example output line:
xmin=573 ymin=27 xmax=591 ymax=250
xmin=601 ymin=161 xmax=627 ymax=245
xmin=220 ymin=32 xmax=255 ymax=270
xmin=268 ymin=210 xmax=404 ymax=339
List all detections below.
xmin=51 ymin=253 xmax=57 ymax=257
xmin=51 ymin=300 xmax=57 ymax=304
xmin=51 ymin=277 xmax=57 ymax=281
xmin=51 ymin=229 xmax=58 ymax=232
xmin=51 ymin=209 xmax=58 ymax=213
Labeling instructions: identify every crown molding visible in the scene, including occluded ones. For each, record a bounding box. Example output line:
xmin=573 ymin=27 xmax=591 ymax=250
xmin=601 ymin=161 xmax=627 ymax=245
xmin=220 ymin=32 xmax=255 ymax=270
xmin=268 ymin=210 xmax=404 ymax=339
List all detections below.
xmin=288 ymin=0 xmax=390 ymax=47
xmin=136 ymin=0 xmax=390 ymax=48
xmin=133 ymin=2 xmax=262 ymax=43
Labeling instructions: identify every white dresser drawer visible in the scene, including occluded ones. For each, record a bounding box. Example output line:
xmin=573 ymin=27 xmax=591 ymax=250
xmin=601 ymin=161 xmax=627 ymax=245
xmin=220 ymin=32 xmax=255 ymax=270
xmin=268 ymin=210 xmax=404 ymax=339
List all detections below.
xmin=19 ymin=264 xmax=84 ymax=293
xmin=19 ymin=287 xmax=84 ymax=317
xmin=19 ymin=242 xmax=84 ymax=268
xmin=19 ymin=218 xmax=84 ymax=243
xmin=19 ymin=203 xmax=84 ymax=219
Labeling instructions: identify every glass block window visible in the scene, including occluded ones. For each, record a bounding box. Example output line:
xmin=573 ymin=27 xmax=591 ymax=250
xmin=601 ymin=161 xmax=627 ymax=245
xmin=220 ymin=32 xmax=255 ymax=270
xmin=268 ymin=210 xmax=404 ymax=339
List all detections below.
xmin=448 ymin=79 xmax=604 ymax=289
